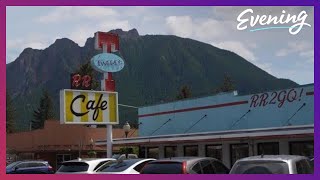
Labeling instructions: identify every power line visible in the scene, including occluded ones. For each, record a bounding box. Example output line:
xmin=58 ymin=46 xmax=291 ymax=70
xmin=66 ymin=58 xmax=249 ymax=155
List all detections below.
xmin=184 ymin=115 xmax=207 ymax=133
xmin=283 ymin=103 xmax=306 ymax=126
xmin=150 ymin=119 xmax=172 ymax=135
xmin=129 ymin=122 xmax=142 ymax=137
xmin=229 ymin=109 xmax=251 ymax=130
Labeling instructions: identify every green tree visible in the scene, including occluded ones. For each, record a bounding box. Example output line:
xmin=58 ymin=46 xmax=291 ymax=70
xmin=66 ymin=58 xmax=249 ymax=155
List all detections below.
xmin=32 ymin=89 xmax=55 ymax=130
xmin=6 ymin=90 xmax=15 ymax=134
xmin=176 ymin=85 xmax=192 ymax=100
xmin=214 ymin=74 xmax=236 ymax=94
xmin=76 ymin=61 xmax=99 ymax=90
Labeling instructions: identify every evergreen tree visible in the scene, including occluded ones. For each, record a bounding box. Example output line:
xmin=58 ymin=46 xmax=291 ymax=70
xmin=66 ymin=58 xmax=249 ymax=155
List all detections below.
xmin=6 ymin=90 xmax=15 ymax=134
xmin=214 ymin=73 xmax=236 ymax=94
xmin=32 ymin=89 xmax=55 ymax=130
xmin=76 ymin=61 xmax=99 ymax=90
xmin=176 ymin=85 xmax=192 ymax=100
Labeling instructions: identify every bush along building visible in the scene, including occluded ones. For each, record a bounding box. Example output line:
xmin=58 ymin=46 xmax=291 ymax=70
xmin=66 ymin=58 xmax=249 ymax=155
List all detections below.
xmin=97 ymin=84 xmax=314 ymax=168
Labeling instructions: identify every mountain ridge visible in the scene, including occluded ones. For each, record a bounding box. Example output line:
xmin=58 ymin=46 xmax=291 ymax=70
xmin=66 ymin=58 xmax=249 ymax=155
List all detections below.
xmin=6 ymin=28 xmax=298 ymax=131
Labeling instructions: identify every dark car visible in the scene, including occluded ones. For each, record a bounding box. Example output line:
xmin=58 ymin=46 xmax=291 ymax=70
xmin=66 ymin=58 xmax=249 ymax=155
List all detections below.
xmin=140 ymin=157 xmax=229 ymax=174
xmin=6 ymin=160 xmax=54 ymax=174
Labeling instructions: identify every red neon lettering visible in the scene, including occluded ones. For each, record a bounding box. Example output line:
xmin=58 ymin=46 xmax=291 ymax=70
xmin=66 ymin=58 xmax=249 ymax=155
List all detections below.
xmin=82 ymin=75 xmax=92 ymax=88
xmin=72 ymin=74 xmax=81 ymax=88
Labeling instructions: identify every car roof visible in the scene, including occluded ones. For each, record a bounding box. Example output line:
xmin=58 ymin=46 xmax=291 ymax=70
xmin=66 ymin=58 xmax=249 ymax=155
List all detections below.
xmin=63 ymin=158 xmax=115 ymax=163
xmin=236 ymin=155 xmax=308 ymax=162
xmin=149 ymin=157 xmax=218 ymax=163
xmin=15 ymin=160 xmax=48 ymax=163
xmin=113 ymin=158 xmax=155 ymax=163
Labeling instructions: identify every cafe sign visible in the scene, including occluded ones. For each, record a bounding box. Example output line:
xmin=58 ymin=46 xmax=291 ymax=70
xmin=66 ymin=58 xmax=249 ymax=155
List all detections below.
xmin=90 ymin=53 xmax=125 ymax=73
xmin=60 ymin=89 xmax=119 ymax=124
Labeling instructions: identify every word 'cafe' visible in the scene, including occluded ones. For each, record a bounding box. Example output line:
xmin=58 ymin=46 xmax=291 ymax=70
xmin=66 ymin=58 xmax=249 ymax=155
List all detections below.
xmin=70 ymin=94 xmax=108 ymax=121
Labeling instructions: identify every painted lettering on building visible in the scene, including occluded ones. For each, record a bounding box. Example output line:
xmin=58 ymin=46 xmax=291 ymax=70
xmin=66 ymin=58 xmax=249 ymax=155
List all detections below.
xmin=250 ymin=88 xmax=304 ymax=108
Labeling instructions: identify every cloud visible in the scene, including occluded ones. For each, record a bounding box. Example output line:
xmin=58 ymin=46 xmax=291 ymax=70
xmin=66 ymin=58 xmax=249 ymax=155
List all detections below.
xmin=36 ymin=7 xmax=117 ymax=23
xmin=275 ymin=41 xmax=314 ymax=63
xmin=212 ymin=41 xmax=257 ymax=61
xmin=166 ymin=16 xmax=193 ymax=37
xmin=275 ymin=49 xmax=288 ymax=57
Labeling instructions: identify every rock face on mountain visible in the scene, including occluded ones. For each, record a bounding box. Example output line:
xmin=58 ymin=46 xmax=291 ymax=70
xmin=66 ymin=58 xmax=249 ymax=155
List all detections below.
xmin=6 ymin=29 xmax=298 ymax=131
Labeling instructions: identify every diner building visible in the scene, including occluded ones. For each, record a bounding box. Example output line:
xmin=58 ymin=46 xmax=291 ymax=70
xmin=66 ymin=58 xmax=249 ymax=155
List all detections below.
xmin=97 ymin=84 xmax=314 ymax=168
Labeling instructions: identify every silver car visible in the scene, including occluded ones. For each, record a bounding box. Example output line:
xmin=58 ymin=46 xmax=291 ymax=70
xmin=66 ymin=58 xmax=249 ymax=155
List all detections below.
xmin=56 ymin=158 xmax=115 ymax=174
xmin=230 ymin=155 xmax=313 ymax=174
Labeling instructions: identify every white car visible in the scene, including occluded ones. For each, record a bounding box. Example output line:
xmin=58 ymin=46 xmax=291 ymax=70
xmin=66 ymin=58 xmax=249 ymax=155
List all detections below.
xmin=94 ymin=158 xmax=155 ymax=174
xmin=56 ymin=158 xmax=115 ymax=174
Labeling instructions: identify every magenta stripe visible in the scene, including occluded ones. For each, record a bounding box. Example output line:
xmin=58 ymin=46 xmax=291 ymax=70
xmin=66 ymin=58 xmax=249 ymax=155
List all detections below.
xmin=139 ymin=101 xmax=248 ymax=118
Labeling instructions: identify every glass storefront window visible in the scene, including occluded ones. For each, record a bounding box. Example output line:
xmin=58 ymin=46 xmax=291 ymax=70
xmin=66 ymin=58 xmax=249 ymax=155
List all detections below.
xmin=206 ymin=144 xmax=222 ymax=161
xmin=165 ymin=146 xmax=177 ymax=158
xmin=258 ymin=142 xmax=279 ymax=155
xmin=147 ymin=147 xmax=159 ymax=159
xmin=289 ymin=141 xmax=314 ymax=158
xmin=231 ymin=143 xmax=249 ymax=165
xmin=139 ymin=146 xmax=146 ymax=158
xmin=184 ymin=145 xmax=198 ymax=156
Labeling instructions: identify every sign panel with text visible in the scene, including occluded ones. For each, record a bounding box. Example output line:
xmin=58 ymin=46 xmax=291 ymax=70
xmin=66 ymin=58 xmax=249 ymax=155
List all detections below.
xmin=60 ymin=89 xmax=118 ymax=124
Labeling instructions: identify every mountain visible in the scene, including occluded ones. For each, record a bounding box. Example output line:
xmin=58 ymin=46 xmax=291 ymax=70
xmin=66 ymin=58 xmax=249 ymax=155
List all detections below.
xmin=6 ymin=28 xmax=298 ymax=131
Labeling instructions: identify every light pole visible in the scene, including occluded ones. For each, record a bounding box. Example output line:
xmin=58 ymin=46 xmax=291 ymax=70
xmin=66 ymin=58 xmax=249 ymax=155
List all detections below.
xmin=88 ymin=138 xmax=95 ymax=158
xmin=123 ymin=122 xmax=131 ymax=158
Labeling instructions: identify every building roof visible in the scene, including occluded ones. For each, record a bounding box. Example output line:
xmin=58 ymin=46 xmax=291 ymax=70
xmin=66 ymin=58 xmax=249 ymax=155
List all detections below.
xmin=96 ymin=124 xmax=314 ymax=146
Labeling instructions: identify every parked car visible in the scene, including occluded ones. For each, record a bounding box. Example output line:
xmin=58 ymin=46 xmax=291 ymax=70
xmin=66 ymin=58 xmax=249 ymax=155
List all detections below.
xmin=6 ymin=160 xmax=54 ymax=174
xmin=140 ymin=157 xmax=229 ymax=174
xmin=230 ymin=155 xmax=313 ymax=174
xmin=55 ymin=158 xmax=115 ymax=174
xmin=309 ymin=157 xmax=314 ymax=170
xmin=112 ymin=154 xmax=138 ymax=160
xmin=95 ymin=158 xmax=155 ymax=174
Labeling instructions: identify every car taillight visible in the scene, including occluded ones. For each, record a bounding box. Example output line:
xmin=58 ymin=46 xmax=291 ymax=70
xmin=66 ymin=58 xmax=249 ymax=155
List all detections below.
xmin=182 ymin=161 xmax=187 ymax=174
xmin=48 ymin=165 xmax=53 ymax=171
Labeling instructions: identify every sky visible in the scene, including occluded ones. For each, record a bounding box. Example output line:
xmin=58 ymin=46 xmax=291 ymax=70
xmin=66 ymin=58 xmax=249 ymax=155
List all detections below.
xmin=6 ymin=6 xmax=314 ymax=85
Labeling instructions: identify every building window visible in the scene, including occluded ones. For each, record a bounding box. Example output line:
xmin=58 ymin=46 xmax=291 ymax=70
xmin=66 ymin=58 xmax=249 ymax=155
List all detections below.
xmin=231 ymin=143 xmax=249 ymax=165
xmin=184 ymin=145 xmax=198 ymax=156
xmin=165 ymin=146 xmax=177 ymax=158
xmin=289 ymin=141 xmax=314 ymax=158
xmin=147 ymin=147 xmax=159 ymax=159
xmin=258 ymin=142 xmax=279 ymax=155
xmin=206 ymin=144 xmax=222 ymax=161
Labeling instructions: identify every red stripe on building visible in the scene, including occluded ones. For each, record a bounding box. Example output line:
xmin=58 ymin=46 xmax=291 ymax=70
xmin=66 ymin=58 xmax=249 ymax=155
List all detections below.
xmin=306 ymin=92 xmax=314 ymax=96
xmin=139 ymin=100 xmax=248 ymax=118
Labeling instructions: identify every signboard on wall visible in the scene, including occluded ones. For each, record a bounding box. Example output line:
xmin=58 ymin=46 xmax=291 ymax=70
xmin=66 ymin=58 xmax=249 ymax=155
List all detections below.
xmin=90 ymin=53 xmax=125 ymax=73
xmin=60 ymin=89 xmax=119 ymax=124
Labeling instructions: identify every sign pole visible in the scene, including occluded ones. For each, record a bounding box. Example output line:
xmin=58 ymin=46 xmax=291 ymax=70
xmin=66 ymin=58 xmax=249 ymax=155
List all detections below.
xmin=101 ymin=43 xmax=114 ymax=158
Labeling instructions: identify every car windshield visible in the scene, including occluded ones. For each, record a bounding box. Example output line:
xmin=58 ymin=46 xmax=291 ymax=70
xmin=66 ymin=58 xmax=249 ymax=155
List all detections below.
xmin=57 ymin=162 xmax=89 ymax=172
xmin=141 ymin=162 xmax=183 ymax=174
xmin=6 ymin=161 xmax=20 ymax=169
xmin=230 ymin=161 xmax=289 ymax=174
xmin=97 ymin=160 xmax=139 ymax=172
